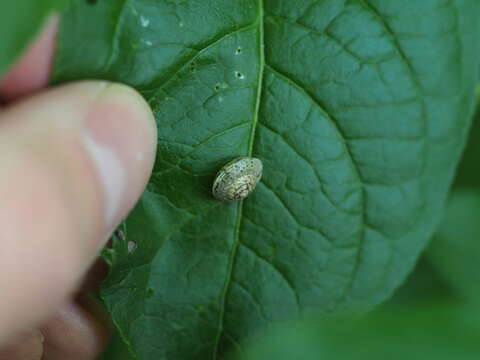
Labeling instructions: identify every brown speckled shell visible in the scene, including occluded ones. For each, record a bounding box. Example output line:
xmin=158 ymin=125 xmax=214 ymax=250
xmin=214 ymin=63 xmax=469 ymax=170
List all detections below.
xmin=212 ymin=157 xmax=263 ymax=202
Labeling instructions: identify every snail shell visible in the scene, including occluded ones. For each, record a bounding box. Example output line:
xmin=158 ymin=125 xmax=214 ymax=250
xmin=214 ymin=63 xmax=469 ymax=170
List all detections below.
xmin=212 ymin=157 xmax=263 ymax=202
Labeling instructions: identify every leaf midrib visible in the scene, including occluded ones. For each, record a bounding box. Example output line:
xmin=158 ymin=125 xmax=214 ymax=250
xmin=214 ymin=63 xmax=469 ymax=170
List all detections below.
xmin=211 ymin=0 xmax=265 ymax=358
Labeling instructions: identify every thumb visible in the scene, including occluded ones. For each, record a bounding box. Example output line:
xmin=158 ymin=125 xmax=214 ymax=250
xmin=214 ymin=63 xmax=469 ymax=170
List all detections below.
xmin=0 ymin=81 xmax=157 ymax=341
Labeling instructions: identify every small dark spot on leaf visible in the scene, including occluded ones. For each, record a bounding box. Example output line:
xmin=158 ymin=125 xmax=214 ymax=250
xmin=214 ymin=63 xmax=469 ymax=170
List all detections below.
xmin=235 ymin=71 xmax=245 ymax=79
xmin=147 ymin=287 xmax=155 ymax=298
xmin=214 ymin=83 xmax=228 ymax=92
xmin=86 ymin=0 xmax=98 ymax=5
xmin=235 ymin=46 xmax=242 ymax=55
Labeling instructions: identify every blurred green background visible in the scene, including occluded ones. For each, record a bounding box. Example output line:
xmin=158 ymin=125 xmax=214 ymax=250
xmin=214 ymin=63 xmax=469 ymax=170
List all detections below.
xmin=98 ymin=103 xmax=480 ymax=360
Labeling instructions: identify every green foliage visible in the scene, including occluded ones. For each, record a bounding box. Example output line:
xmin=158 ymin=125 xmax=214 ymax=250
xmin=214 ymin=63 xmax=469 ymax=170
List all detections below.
xmin=233 ymin=303 xmax=480 ymax=360
xmin=52 ymin=1 xmax=480 ymax=359
xmin=381 ymin=256 xmax=456 ymax=305
xmin=427 ymin=189 xmax=480 ymax=300
xmin=98 ymin=328 xmax=135 ymax=360
xmin=0 ymin=0 xmax=67 ymax=75
xmin=452 ymin=106 xmax=480 ymax=187
xmin=233 ymin=132 xmax=480 ymax=359
xmin=424 ymin=105 xmax=480 ymax=300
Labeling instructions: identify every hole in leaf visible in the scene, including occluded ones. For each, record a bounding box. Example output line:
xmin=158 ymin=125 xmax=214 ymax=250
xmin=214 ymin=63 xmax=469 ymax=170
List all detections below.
xmin=235 ymin=71 xmax=245 ymax=80
xmin=127 ymin=241 xmax=137 ymax=253
xmin=214 ymin=83 xmax=229 ymax=92
xmin=140 ymin=16 xmax=150 ymax=27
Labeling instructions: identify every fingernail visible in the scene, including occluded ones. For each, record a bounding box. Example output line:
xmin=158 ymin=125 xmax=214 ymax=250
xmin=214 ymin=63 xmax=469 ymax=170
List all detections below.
xmin=82 ymin=84 xmax=157 ymax=232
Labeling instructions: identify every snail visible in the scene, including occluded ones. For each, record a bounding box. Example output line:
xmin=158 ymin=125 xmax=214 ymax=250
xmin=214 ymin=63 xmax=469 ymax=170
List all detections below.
xmin=212 ymin=157 xmax=263 ymax=201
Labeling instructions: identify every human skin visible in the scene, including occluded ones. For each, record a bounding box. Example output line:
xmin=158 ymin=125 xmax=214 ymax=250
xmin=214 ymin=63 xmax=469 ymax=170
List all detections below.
xmin=0 ymin=16 xmax=157 ymax=360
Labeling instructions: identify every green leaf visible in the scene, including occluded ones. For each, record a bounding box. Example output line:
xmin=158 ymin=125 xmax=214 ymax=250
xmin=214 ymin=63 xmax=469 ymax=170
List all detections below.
xmin=53 ymin=0 xmax=480 ymax=359
xmin=453 ymin=105 xmax=480 ymax=187
xmin=0 ymin=0 xmax=67 ymax=76
xmin=382 ymin=256 xmax=455 ymax=306
xmin=428 ymin=189 xmax=480 ymax=299
xmin=234 ymin=303 xmax=480 ymax=360
xmin=98 ymin=329 xmax=135 ymax=360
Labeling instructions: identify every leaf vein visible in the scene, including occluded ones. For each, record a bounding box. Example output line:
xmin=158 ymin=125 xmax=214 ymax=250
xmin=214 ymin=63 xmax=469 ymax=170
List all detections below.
xmin=353 ymin=0 xmax=428 ymax=303
xmin=104 ymin=0 xmax=131 ymax=70
xmin=146 ymin=23 xmax=258 ymax=101
xmin=240 ymin=242 xmax=301 ymax=310
xmin=211 ymin=1 xmax=266 ymax=358
xmin=259 ymin=122 xmax=360 ymax=216
xmin=263 ymin=64 xmax=367 ymax=308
